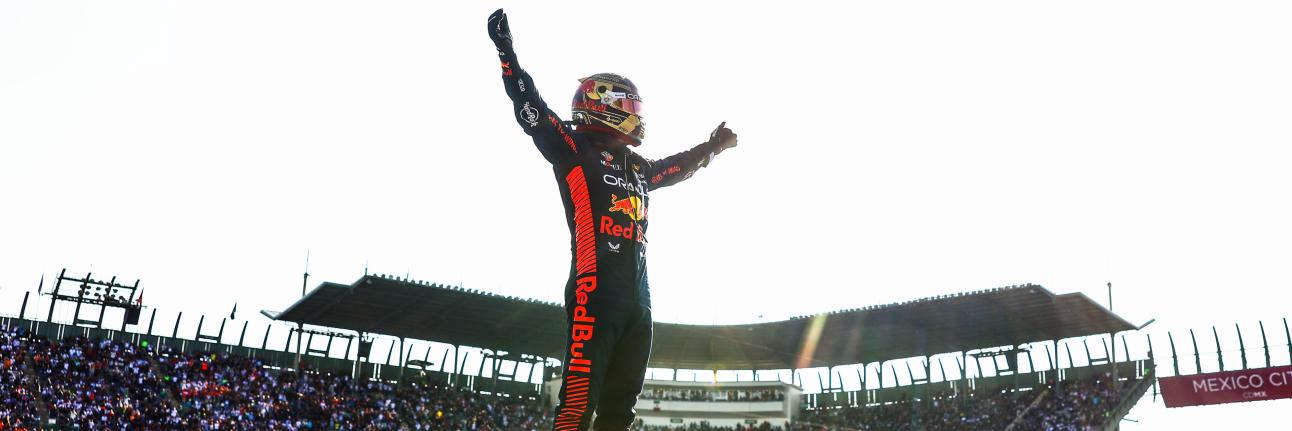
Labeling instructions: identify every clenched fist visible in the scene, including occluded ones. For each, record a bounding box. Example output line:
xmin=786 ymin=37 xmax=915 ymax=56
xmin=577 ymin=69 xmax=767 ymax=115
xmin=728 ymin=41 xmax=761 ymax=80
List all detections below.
xmin=709 ymin=122 xmax=738 ymax=154
xmin=487 ymin=9 xmax=514 ymax=55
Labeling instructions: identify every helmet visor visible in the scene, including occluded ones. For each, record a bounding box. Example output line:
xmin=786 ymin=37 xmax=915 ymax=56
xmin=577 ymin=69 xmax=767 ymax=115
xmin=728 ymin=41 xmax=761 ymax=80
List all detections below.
xmin=603 ymin=90 xmax=644 ymax=115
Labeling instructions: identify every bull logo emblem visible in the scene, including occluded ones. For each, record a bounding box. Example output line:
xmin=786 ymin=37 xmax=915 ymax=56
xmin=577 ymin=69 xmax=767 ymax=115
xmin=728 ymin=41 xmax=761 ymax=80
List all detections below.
xmin=608 ymin=194 xmax=646 ymax=221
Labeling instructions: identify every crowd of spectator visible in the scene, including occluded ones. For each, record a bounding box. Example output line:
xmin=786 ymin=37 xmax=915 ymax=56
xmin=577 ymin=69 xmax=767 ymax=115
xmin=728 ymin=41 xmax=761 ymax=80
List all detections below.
xmin=1 ymin=325 xmax=1135 ymax=430
xmin=795 ymin=386 xmax=1032 ymax=431
xmin=643 ymin=388 xmax=785 ymax=402
xmin=26 ymin=332 xmax=181 ymax=429
xmin=0 ymin=326 xmax=550 ymax=430
xmin=796 ymin=375 xmax=1129 ymax=431
xmin=168 ymin=349 xmax=408 ymax=429
xmin=154 ymin=350 xmax=552 ymax=431
xmin=1 ymin=326 xmax=42 ymax=431
xmin=1014 ymin=376 xmax=1124 ymax=431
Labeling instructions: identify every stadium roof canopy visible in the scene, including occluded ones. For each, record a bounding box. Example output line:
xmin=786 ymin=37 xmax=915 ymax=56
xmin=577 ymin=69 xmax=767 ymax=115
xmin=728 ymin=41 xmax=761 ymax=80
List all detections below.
xmin=269 ymin=275 xmax=1134 ymax=370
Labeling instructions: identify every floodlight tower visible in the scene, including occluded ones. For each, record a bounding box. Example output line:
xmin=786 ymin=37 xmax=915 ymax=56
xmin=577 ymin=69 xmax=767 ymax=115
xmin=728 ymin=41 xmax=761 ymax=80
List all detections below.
xmin=44 ymin=268 xmax=144 ymax=330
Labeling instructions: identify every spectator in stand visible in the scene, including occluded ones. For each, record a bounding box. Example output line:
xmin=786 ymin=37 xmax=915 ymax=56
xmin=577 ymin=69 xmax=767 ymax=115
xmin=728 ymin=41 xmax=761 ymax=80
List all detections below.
xmin=0 ymin=331 xmax=1132 ymax=431
xmin=8 ymin=333 xmax=552 ymax=430
xmin=1014 ymin=374 xmax=1123 ymax=431
xmin=27 ymin=335 xmax=181 ymax=429
xmin=1 ymin=325 xmax=42 ymax=431
xmin=795 ymin=376 xmax=1125 ymax=431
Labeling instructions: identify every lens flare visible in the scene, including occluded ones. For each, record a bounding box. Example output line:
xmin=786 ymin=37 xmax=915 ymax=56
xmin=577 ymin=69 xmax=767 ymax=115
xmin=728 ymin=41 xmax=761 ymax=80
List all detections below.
xmin=795 ymin=313 xmax=829 ymax=370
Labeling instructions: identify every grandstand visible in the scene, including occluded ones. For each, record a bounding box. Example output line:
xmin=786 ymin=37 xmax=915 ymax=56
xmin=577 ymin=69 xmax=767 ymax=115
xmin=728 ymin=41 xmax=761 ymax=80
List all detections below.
xmin=0 ymin=273 xmax=1156 ymax=430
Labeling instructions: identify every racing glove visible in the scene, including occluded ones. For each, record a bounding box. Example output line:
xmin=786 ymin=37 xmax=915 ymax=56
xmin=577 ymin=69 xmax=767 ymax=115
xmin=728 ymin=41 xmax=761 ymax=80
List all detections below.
xmin=709 ymin=122 xmax=738 ymax=155
xmin=487 ymin=9 xmax=515 ymax=58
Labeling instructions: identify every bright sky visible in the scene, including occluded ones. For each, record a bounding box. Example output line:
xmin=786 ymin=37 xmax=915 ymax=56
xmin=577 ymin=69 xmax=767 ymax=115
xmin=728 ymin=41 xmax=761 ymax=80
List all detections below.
xmin=2 ymin=1 xmax=1290 ymax=428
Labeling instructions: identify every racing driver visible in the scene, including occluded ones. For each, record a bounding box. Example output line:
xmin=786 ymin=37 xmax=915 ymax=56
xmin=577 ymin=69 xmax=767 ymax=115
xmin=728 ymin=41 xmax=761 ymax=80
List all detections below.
xmin=488 ymin=9 xmax=738 ymax=431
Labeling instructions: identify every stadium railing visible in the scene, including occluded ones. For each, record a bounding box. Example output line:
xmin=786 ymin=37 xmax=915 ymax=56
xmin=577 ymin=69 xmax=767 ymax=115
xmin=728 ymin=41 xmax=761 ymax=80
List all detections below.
xmin=1100 ymin=369 xmax=1155 ymax=431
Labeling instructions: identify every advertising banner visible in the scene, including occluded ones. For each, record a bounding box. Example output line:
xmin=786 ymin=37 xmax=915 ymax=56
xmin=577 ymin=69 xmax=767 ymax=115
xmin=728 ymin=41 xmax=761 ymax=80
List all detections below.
xmin=1159 ymin=365 xmax=1292 ymax=408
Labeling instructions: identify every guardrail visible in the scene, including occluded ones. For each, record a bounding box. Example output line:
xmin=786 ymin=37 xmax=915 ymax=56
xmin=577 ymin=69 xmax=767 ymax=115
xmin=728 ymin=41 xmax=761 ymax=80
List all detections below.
xmin=1102 ymin=370 xmax=1154 ymax=431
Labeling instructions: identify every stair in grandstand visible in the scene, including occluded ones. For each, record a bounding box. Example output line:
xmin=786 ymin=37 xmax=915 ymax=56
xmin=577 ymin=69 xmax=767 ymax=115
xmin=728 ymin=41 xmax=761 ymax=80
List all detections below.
xmin=1100 ymin=376 xmax=1155 ymax=431
xmin=1004 ymin=387 xmax=1049 ymax=431
xmin=20 ymin=354 xmax=51 ymax=427
xmin=144 ymin=353 xmax=184 ymax=411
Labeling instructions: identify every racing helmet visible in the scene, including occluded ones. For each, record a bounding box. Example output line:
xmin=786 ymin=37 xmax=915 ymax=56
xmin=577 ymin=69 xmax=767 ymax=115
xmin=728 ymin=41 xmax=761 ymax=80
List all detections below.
xmin=571 ymin=73 xmax=645 ymax=145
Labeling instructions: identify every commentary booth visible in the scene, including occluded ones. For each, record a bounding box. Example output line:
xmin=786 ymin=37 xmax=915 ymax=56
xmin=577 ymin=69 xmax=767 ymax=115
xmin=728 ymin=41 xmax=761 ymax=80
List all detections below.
xmin=542 ymin=378 xmax=802 ymax=428
xmin=638 ymin=380 xmax=801 ymax=428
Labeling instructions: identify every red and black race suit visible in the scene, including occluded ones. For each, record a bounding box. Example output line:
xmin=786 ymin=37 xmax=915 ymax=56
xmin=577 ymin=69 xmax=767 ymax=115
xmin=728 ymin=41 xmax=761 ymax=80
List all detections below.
xmin=497 ymin=52 xmax=723 ymax=431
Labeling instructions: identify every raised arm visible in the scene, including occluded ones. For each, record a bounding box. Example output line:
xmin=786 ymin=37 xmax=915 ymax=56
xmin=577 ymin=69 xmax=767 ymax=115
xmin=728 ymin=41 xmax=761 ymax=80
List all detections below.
xmin=488 ymin=9 xmax=580 ymax=163
xmin=646 ymin=122 xmax=738 ymax=190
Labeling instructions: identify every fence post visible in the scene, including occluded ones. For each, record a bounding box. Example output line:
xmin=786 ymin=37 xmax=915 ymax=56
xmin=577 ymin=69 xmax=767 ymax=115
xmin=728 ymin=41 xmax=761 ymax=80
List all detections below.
xmin=441 ymin=347 xmax=452 ymax=383
xmin=1236 ymin=324 xmax=1247 ymax=370
xmin=1189 ymin=329 xmax=1202 ymax=373
xmin=1283 ymin=318 xmax=1291 ymax=363
xmin=19 ymin=292 xmax=30 ymax=320
xmin=1260 ymin=321 xmax=1271 ymax=368
xmin=1145 ymin=333 xmax=1156 ymax=378
xmin=261 ymin=323 xmax=271 ymax=350
xmin=172 ymin=312 xmax=183 ymax=338
xmin=1044 ymin=344 xmax=1054 ymax=370
xmin=1167 ymin=333 xmax=1179 ymax=376
xmin=1213 ymin=326 xmax=1224 ymax=371
xmin=143 ymin=309 xmax=155 ymax=336
xmin=1063 ymin=341 xmax=1075 ymax=373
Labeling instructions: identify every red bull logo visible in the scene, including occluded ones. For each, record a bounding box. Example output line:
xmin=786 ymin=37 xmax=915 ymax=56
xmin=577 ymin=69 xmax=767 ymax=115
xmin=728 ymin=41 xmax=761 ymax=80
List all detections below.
xmin=600 ymin=216 xmax=646 ymax=244
xmin=608 ymin=194 xmax=646 ymax=221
